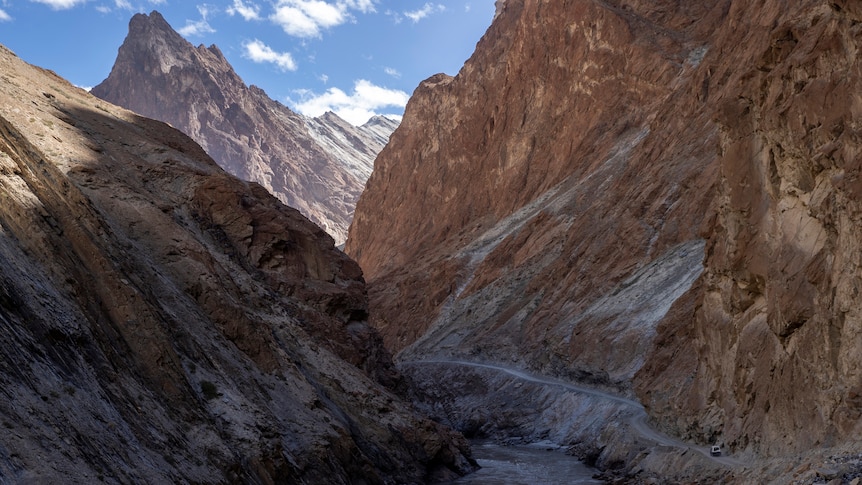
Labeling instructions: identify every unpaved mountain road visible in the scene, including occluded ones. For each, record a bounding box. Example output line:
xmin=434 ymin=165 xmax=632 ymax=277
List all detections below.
xmin=402 ymin=360 xmax=746 ymax=468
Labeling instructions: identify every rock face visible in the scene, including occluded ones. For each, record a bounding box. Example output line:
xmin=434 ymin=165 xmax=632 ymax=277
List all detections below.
xmin=0 ymin=44 xmax=472 ymax=483
xmin=348 ymin=0 xmax=722 ymax=383
xmin=637 ymin=0 xmax=862 ymax=459
xmin=92 ymin=11 xmax=396 ymax=245
xmin=347 ymin=0 xmax=862 ymax=479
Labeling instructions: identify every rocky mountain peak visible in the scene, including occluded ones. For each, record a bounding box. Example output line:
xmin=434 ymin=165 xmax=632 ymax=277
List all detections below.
xmin=93 ymin=11 xmax=395 ymax=245
xmin=361 ymin=115 xmax=401 ymax=144
xmin=121 ymin=11 xmax=198 ymax=76
xmin=493 ymin=0 xmax=506 ymax=19
xmin=129 ymin=9 xmax=168 ymax=31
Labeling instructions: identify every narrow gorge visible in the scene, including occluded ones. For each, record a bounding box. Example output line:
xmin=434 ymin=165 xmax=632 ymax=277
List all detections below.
xmin=346 ymin=0 xmax=862 ymax=482
xmin=2 ymin=0 xmax=862 ymax=483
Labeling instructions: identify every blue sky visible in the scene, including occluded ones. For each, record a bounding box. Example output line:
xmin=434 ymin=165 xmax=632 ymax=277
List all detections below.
xmin=0 ymin=0 xmax=496 ymax=124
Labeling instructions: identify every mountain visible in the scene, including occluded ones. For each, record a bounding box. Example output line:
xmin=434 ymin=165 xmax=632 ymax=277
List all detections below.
xmin=349 ymin=0 xmax=721 ymax=370
xmin=91 ymin=11 xmax=396 ymax=245
xmin=347 ymin=0 xmax=862 ymax=481
xmin=304 ymin=112 xmax=399 ymax=182
xmin=0 ymin=44 xmax=472 ymax=483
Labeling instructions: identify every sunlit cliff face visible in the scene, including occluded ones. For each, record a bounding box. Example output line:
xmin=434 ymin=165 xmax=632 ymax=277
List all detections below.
xmin=348 ymin=0 xmax=862 ymax=479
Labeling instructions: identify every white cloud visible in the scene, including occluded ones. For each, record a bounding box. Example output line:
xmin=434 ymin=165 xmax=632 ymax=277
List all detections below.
xmin=0 ymin=8 xmax=10 ymax=20
xmin=384 ymin=9 xmax=403 ymax=23
xmin=271 ymin=0 xmax=344 ymax=38
xmin=227 ymin=0 xmax=260 ymax=20
xmin=242 ymin=39 xmax=297 ymax=71
xmin=270 ymin=0 xmax=377 ymax=38
xmin=178 ymin=5 xmax=216 ymax=37
xmin=28 ymin=0 xmax=87 ymax=9
xmin=404 ymin=3 xmax=445 ymax=23
xmin=94 ymin=0 xmax=162 ymax=12
xmin=318 ymin=73 xmax=329 ymax=83
xmin=384 ymin=67 xmax=400 ymax=78
xmin=340 ymin=0 xmax=375 ymax=13
xmin=291 ymin=79 xmax=409 ymax=125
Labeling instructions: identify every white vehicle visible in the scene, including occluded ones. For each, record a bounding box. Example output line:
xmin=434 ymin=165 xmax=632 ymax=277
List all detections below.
xmin=710 ymin=445 xmax=721 ymax=456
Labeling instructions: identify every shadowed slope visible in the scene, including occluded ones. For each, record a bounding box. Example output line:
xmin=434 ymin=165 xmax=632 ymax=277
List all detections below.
xmin=0 ymin=43 xmax=472 ymax=484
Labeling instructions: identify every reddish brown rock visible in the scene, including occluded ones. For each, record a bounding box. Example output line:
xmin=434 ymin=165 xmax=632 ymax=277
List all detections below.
xmin=0 ymin=44 xmax=472 ymax=483
xmin=638 ymin=0 xmax=862 ymax=458
xmin=347 ymin=0 xmax=723 ymax=383
xmin=348 ymin=0 xmax=862 ymax=478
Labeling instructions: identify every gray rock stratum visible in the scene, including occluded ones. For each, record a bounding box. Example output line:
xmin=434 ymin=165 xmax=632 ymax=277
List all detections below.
xmin=92 ymin=11 xmax=397 ymax=245
xmin=0 ymin=43 xmax=472 ymax=483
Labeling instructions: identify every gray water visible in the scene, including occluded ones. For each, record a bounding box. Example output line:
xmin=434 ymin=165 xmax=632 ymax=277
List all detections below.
xmin=446 ymin=441 xmax=603 ymax=484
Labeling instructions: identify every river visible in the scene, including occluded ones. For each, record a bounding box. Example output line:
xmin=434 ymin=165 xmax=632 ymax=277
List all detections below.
xmin=444 ymin=440 xmax=602 ymax=484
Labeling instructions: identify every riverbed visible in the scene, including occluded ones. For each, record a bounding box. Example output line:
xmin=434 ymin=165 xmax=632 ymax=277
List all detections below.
xmin=445 ymin=440 xmax=602 ymax=484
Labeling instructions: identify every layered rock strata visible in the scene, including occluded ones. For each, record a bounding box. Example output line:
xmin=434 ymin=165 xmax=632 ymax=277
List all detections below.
xmin=92 ymin=11 xmax=396 ymax=245
xmin=0 ymin=44 xmax=471 ymax=483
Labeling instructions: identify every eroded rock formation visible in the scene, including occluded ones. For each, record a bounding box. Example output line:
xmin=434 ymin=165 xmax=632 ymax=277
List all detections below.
xmin=637 ymin=0 xmax=862 ymax=460
xmin=348 ymin=0 xmax=862 ymax=481
xmin=92 ymin=11 xmax=396 ymax=245
xmin=0 ymin=43 xmax=471 ymax=483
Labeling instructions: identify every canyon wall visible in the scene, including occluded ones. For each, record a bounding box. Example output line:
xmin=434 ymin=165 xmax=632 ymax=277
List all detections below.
xmin=347 ymin=0 xmax=724 ymax=387
xmin=348 ymin=0 xmax=862 ymax=476
xmin=637 ymin=0 xmax=862 ymax=458
xmin=0 ymin=44 xmax=471 ymax=483
xmin=92 ymin=11 xmax=397 ymax=245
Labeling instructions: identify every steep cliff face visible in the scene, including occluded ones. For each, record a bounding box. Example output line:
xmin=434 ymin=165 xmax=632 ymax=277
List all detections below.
xmin=0 ymin=44 xmax=471 ymax=483
xmin=348 ymin=0 xmax=862 ymax=476
xmin=348 ymin=0 xmax=724 ymax=385
xmin=92 ymin=11 xmax=395 ymax=245
xmin=637 ymin=0 xmax=862 ymax=458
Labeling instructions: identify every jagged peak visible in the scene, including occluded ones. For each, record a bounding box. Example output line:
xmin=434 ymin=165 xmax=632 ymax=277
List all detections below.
xmin=99 ymin=9 xmax=239 ymax=83
xmin=129 ymin=10 xmax=174 ymax=35
xmin=362 ymin=115 xmax=400 ymax=130
xmin=206 ymin=44 xmax=226 ymax=60
xmin=147 ymin=9 xmax=167 ymax=21
xmin=420 ymin=72 xmax=454 ymax=89
xmin=320 ymin=110 xmax=344 ymax=121
xmin=364 ymin=114 xmax=398 ymax=124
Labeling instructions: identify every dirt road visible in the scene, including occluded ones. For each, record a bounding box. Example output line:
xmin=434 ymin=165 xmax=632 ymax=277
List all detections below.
xmin=403 ymin=360 xmax=746 ymax=468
